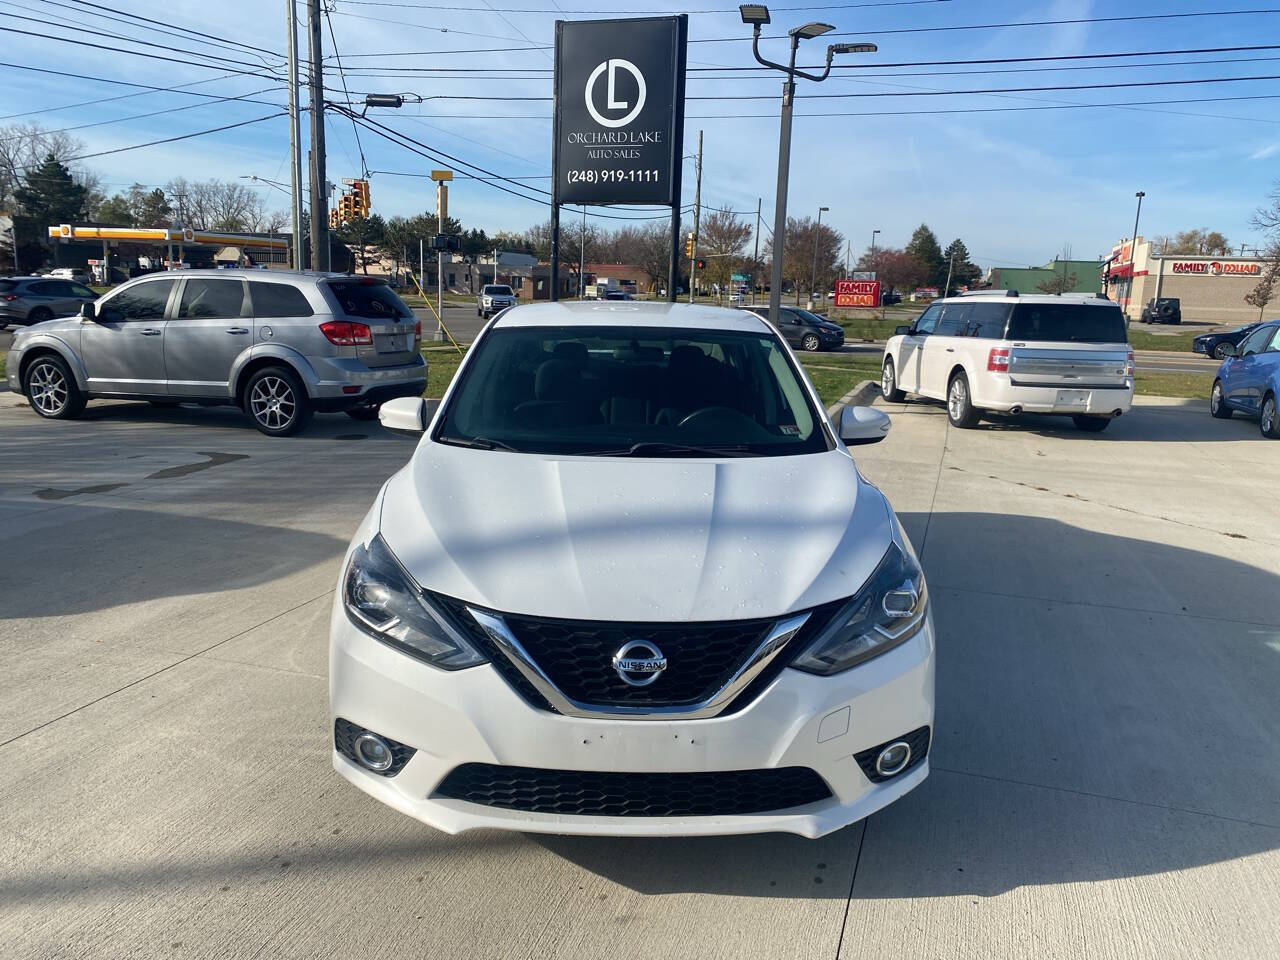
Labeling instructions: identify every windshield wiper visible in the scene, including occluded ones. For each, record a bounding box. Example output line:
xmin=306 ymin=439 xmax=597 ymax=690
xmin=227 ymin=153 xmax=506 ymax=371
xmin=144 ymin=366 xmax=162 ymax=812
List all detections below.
xmin=437 ymin=435 xmax=521 ymax=452
xmin=585 ymin=441 xmax=754 ymax=458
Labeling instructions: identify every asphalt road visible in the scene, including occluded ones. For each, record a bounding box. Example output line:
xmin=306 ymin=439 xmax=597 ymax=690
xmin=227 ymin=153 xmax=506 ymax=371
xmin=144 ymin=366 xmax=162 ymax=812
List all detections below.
xmin=1 ymin=390 xmax=1276 ymax=959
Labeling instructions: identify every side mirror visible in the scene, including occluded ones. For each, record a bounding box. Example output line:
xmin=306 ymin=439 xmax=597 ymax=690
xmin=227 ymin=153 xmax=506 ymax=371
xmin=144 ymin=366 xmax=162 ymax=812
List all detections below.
xmin=838 ymin=404 xmax=891 ymax=446
xmin=1220 ymin=343 xmax=1238 ymax=358
xmin=379 ymin=396 xmax=431 ymax=437
xmin=78 ymin=301 xmax=96 ymax=321
xmin=894 ymin=324 xmax=910 ymax=336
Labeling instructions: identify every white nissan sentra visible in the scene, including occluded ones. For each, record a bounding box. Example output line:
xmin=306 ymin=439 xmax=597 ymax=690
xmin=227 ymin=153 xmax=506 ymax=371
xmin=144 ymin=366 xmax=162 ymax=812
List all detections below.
xmin=329 ymin=301 xmax=935 ymax=838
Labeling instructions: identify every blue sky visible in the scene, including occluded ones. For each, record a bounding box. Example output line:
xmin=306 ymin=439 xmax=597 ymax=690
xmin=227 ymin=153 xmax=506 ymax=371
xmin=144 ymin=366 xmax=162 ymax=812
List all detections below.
xmin=4 ymin=0 xmax=1280 ymax=269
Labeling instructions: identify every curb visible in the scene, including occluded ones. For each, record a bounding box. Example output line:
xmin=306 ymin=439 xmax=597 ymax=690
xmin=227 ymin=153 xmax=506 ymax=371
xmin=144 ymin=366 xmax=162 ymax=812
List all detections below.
xmin=826 ymin=379 xmax=879 ymax=415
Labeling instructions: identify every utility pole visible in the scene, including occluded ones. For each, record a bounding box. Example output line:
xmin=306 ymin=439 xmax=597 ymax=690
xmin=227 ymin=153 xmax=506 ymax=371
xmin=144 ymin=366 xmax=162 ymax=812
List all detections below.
xmin=419 ymin=235 xmax=424 ymax=289
xmin=493 ymin=247 xmax=498 ymax=284
xmin=1127 ymin=190 xmax=1144 ymax=320
xmin=943 ymin=249 xmax=955 ymax=298
xmin=285 ymin=0 xmax=304 ymax=269
xmin=844 ymin=239 xmax=851 ymax=279
xmin=579 ymin=206 xmax=586 ymax=299
xmin=688 ymin=129 xmax=703 ymax=304
xmin=809 ymin=204 xmax=827 ymax=308
xmin=306 ymin=0 xmax=329 ymax=272
xmin=751 ymin=197 xmax=761 ymax=305
xmin=436 ymin=179 xmax=448 ymax=340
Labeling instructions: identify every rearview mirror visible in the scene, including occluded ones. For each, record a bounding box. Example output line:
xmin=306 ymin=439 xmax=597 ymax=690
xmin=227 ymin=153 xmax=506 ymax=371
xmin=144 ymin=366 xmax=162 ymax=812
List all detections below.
xmin=894 ymin=324 xmax=910 ymax=336
xmin=78 ymin=301 xmax=96 ymax=321
xmin=379 ymin=396 xmax=431 ymax=437
xmin=838 ymin=404 xmax=891 ymax=446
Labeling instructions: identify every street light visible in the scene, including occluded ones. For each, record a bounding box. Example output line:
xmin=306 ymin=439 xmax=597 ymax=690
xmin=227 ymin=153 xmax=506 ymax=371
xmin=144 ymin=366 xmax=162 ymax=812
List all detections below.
xmin=1128 ymin=190 xmax=1145 ymax=320
xmin=741 ymin=4 xmax=876 ymax=328
xmin=810 ymin=205 xmax=828 ymax=306
xmin=870 ymin=228 xmax=880 ymax=258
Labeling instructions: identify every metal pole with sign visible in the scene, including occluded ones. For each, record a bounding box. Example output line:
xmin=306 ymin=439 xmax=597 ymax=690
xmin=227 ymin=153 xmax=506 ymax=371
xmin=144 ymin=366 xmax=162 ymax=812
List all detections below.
xmin=552 ymin=15 xmax=688 ymax=303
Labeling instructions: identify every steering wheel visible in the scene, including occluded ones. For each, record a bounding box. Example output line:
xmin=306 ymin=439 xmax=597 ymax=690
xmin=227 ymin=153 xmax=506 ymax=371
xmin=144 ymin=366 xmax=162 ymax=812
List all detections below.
xmin=677 ymin=406 xmax=756 ymax=429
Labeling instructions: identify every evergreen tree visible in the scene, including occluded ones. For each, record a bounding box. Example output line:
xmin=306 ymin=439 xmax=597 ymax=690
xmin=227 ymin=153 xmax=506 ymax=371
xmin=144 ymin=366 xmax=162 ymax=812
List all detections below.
xmin=905 ymin=224 xmax=944 ymax=288
xmin=12 ymin=154 xmax=88 ymax=264
xmin=941 ymin=238 xmax=982 ymax=293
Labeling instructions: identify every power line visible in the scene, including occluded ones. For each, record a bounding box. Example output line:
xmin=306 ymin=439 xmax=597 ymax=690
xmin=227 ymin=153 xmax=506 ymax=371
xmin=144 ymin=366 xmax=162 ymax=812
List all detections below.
xmin=0 ymin=87 xmax=285 ymax=141
xmin=0 ymin=67 xmax=269 ymax=120
xmin=324 ymin=5 xmax=368 ymax=177
xmin=334 ymin=0 xmax=946 ymax=10
xmin=56 ymin=0 xmax=284 ymax=59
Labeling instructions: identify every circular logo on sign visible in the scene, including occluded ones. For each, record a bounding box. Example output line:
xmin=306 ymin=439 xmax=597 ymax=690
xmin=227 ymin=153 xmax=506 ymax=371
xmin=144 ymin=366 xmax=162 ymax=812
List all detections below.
xmin=1209 ymin=261 xmax=1222 ymax=275
xmin=585 ymin=59 xmax=646 ymax=129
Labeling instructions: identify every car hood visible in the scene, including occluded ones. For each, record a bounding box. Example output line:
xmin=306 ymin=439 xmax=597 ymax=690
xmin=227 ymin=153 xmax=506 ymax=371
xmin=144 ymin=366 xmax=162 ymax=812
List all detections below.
xmin=378 ymin=444 xmax=893 ymax=622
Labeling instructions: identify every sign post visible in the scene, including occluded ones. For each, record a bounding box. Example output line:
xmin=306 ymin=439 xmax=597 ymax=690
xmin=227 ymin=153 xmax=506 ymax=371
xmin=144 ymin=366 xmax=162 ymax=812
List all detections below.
xmin=552 ymin=15 xmax=687 ymax=302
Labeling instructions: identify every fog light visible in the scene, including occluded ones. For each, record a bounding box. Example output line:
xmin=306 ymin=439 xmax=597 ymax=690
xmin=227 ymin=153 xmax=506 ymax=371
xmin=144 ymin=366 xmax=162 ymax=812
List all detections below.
xmin=875 ymin=741 xmax=911 ymax=777
xmin=354 ymin=732 xmax=394 ymax=771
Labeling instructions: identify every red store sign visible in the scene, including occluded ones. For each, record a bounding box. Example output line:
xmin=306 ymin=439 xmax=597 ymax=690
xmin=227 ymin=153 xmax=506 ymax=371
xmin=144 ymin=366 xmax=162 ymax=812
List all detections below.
xmin=835 ymin=278 xmax=881 ymax=308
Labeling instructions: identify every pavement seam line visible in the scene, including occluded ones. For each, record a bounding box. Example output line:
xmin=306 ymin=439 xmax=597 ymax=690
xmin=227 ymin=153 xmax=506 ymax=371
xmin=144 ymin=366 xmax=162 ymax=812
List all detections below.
xmin=932 ymin=765 xmax=1280 ymax=832
xmin=0 ymin=589 xmax=335 ymax=750
xmin=935 ymin=582 xmax=1280 ymax=629
xmin=834 ymin=817 xmax=869 ymax=960
xmin=915 ymin=412 xmax=950 ymax=561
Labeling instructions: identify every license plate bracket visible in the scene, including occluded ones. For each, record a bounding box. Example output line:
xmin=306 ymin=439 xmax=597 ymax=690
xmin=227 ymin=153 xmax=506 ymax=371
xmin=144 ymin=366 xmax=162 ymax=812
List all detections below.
xmin=1057 ymin=389 xmax=1089 ymax=407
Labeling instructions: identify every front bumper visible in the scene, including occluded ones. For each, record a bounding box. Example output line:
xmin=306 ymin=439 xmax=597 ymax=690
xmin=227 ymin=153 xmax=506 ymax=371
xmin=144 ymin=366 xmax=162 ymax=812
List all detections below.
xmin=329 ymin=600 xmax=935 ymax=838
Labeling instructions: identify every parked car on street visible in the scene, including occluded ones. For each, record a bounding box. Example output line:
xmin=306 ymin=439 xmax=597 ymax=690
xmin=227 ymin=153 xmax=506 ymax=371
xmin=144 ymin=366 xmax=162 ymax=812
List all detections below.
xmin=1194 ymin=322 xmax=1261 ymax=360
xmin=881 ymin=290 xmax=1134 ymax=431
xmin=1140 ymin=297 xmax=1182 ymax=324
xmin=0 ymin=276 xmax=97 ymax=329
xmin=8 ymin=270 xmax=426 ymax=436
xmin=477 ymin=284 xmax=516 ymax=318
xmin=331 ymin=300 xmax=931 ymax=838
xmin=740 ymin=304 xmax=845 ymax=351
xmin=1209 ymin=320 xmax=1280 ymax=438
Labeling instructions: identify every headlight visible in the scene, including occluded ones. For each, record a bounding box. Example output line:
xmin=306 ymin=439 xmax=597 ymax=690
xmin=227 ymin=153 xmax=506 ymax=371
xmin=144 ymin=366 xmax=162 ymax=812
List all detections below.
xmin=342 ymin=534 xmax=486 ymax=669
xmin=790 ymin=542 xmax=928 ymax=675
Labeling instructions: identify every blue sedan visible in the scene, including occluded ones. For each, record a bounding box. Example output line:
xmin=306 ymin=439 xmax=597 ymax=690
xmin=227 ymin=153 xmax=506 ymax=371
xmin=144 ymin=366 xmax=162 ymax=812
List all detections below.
xmin=1210 ymin=320 xmax=1280 ymax=438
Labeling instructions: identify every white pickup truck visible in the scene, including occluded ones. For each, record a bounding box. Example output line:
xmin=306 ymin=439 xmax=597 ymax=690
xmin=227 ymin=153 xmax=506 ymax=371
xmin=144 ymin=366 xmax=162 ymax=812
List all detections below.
xmin=880 ymin=291 xmax=1134 ymax=432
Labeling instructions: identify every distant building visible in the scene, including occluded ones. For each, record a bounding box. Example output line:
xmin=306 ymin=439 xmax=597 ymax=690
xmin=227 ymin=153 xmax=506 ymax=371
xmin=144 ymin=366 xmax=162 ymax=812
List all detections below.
xmin=985 ymin=258 xmax=1104 ymax=296
xmin=1104 ymin=237 xmax=1271 ymax=323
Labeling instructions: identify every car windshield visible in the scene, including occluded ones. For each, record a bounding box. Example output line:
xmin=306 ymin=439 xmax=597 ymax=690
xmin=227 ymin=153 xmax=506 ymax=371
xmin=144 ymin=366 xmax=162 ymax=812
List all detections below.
xmin=1157 ymin=299 xmax=1179 ymax=306
xmin=1007 ymin=303 xmax=1128 ymax=343
xmin=326 ymin=280 xmax=412 ymax=319
xmin=436 ymin=325 xmax=830 ymax=457
xmin=484 ymin=285 xmax=513 ymax=296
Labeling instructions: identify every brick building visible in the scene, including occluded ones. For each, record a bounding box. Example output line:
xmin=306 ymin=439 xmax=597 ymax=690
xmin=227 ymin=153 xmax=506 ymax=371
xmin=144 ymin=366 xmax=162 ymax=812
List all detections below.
xmin=1105 ymin=238 xmax=1270 ymax=324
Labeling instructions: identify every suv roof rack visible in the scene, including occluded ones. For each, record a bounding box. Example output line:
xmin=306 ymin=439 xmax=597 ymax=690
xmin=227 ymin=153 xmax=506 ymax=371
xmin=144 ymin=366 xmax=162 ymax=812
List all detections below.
xmin=956 ymin=288 xmax=1017 ymax=298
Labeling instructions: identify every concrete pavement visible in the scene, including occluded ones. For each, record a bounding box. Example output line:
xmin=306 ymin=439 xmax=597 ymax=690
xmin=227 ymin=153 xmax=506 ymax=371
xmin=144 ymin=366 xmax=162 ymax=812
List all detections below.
xmin=0 ymin=392 xmax=1276 ymax=959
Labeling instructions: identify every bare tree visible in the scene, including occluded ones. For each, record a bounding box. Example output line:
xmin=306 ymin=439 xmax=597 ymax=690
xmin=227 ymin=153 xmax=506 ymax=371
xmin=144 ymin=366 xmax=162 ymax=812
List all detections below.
xmin=1245 ymin=244 xmax=1280 ymax=320
xmin=698 ymin=207 xmax=753 ymax=302
xmin=783 ymin=215 xmax=842 ymax=304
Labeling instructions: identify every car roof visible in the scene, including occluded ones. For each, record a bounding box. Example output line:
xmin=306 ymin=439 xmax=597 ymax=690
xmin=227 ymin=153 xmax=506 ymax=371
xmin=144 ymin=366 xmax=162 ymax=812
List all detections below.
xmin=112 ymin=269 xmax=357 ymax=288
xmin=945 ymin=292 xmax=1120 ymax=307
xmin=492 ymin=300 xmax=775 ymax=333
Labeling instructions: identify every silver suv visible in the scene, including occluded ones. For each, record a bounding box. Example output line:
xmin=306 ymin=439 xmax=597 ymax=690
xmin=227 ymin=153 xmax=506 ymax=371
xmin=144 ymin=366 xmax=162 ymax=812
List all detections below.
xmin=7 ymin=270 xmax=427 ymax=436
xmin=0 ymin=276 xmax=98 ymax=329
xmin=476 ymin=284 xmax=516 ymax=319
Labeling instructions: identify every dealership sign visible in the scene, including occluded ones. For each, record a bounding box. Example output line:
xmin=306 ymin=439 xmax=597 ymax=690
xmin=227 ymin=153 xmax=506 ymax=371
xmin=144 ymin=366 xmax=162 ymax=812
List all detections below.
xmin=835 ymin=279 xmax=881 ymax=308
xmin=553 ymin=17 xmax=687 ymax=206
xmin=1171 ymin=260 xmax=1262 ymax=276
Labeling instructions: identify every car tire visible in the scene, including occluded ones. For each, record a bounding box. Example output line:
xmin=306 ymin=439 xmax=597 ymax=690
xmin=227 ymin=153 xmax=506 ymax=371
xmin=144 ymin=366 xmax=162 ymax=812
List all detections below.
xmin=243 ymin=365 xmax=313 ymax=437
xmin=946 ymin=371 xmax=980 ymax=428
xmin=23 ymin=353 xmax=86 ymax=420
xmin=1262 ymin=392 xmax=1280 ymax=439
xmin=801 ymin=333 xmax=820 ymax=352
xmin=1072 ymin=415 xmax=1111 ymax=432
xmin=1210 ymin=379 xmax=1232 ymax=419
xmin=345 ymin=405 xmax=381 ymax=421
xmin=1213 ymin=343 xmax=1232 ymax=361
xmin=27 ymin=307 xmax=52 ymax=325
xmin=880 ymin=358 xmax=905 ymax=402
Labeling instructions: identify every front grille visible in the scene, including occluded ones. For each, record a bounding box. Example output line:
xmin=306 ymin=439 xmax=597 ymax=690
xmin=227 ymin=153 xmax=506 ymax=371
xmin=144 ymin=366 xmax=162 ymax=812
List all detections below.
xmin=853 ymin=726 xmax=931 ymax=783
xmin=435 ymin=763 xmax=832 ymax=817
xmin=431 ymin=593 xmax=846 ymax=716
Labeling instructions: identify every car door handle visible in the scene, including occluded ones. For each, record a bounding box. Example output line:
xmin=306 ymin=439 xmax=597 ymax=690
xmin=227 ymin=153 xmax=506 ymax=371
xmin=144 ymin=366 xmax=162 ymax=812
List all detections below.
xmin=946 ymin=347 xmax=955 ymax=353
xmin=225 ymin=327 xmax=249 ymax=334
xmin=139 ymin=327 xmax=162 ymax=336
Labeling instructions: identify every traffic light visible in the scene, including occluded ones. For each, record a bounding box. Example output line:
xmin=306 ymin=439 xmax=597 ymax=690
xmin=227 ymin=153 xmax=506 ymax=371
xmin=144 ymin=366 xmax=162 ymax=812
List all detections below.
xmin=329 ymin=209 xmax=341 ymax=229
xmin=685 ymin=232 xmax=695 ymax=259
xmin=351 ymin=179 xmax=370 ymax=218
xmin=696 ymin=258 xmax=707 ymax=271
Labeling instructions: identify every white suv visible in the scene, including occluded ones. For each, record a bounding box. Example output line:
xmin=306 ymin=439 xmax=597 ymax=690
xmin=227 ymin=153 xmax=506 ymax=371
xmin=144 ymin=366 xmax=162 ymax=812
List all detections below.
xmin=880 ymin=291 xmax=1134 ymax=431
xmin=329 ymin=301 xmax=935 ymax=838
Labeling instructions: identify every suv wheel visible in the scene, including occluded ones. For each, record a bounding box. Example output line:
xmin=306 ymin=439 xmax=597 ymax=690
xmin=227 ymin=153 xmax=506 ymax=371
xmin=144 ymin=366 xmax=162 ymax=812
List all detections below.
xmin=244 ymin=365 xmax=313 ymax=437
xmin=1210 ymin=380 xmax=1232 ymax=419
xmin=800 ymin=332 xmax=821 ymax=352
xmin=24 ymin=354 xmax=86 ymax=419
xmin=881 ymin=358 xmax=905 ymax=402
xmin=1262 ymin=393 xmax=1280 ymax=439
xmin=946 ymin=371 xmax=979 ymax=428
xmin=27 ymin=307 xmax=52 ymax=324
xmin=1213 ymin=342 xmax=1233 ymax=361
xmin=1072 ymin=415 xmax=1110 ymax=432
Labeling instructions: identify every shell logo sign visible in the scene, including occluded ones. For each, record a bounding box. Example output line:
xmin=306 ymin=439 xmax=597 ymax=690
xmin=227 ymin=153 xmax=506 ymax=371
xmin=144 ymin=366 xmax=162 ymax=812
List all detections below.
xmin=1172 ymin=261 xmax=1261 ymax=276
xmin=59 ymin=224 xmax=72 ymax=237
